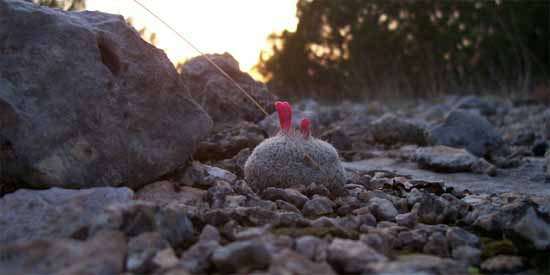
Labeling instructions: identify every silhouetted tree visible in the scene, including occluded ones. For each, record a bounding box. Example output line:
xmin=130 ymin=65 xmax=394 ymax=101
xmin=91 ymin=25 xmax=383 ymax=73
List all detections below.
xmin=257 ymin=0 xmax=549 ymax=100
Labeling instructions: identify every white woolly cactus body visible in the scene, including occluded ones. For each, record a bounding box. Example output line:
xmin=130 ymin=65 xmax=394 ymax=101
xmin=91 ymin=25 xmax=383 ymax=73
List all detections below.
xmin=244 ymin=101 xmax=346 ymax=194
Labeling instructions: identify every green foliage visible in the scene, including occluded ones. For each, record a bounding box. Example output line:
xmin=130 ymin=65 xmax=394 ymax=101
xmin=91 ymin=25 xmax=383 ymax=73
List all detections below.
xmin=33 ymin=0 xmax=85 ymax=11
xmin=257 ymin=0 xmax=549 ymax=100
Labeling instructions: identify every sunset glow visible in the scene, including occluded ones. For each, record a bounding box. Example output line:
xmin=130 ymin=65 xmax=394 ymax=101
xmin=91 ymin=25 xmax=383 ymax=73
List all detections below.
xmin=86 ymin=0 xmax=298 ymax=78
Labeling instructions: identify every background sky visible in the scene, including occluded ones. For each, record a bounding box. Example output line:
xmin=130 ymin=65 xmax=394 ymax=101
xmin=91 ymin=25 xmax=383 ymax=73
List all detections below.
xmin=86 ymin=0 xmax=298 ymax=77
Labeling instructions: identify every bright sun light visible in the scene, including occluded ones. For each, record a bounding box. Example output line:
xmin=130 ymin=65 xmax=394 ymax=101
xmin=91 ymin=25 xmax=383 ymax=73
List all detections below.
xmin=86 ymin=0 xmax=298 ymax=79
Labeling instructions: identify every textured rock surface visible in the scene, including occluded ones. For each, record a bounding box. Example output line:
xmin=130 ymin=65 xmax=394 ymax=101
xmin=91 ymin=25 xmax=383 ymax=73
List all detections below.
xmin=481 ymin=255 xmax=526 ymax=274
xmin=302 ymin=196 xmax=334 ymax=217
xmin=345 ymin=157 xmax=550 ymax=197
xmin=414 ymin=145 xmax=496 ymax=175
xmin=371 ymin=114 xmax=428 ymax=145
xmin=0 ymin=187 xmax=133 ymax=244
xmin=180 ymin=226 xmax=221 ymax=273
xmin=92 ymin=201 xmax=195 ymax=247
xmin=262 ymin=187 xmax=309 ymax=208
xmin=126 ymin=232 xmax=170 ymax=273
xmin=211 ymin=239 xmax=271 ymax=273
xmin=428 ymin=109 xmax=506 ymax=158
xmin=195 ymin=121 xmax=265 ymax=161
xmin=368 ymin=197 xmax=399 ymax=221
xmin=367 ymin=254 xmax=467 ymax=274
xmin=180 ymin=161 xmax=237 ymax=189
xmin=454 ymin=95 xmax=499 ymax=116
xmin=0 ymin=0 xmax=211 ymax=189
xmin=0 ymin=230 xmax=126 ymax=275
xmin=327 ymin=238 xmax=387 ymax=274
xmin=136 ymin=181 xmax=207 ymax=207
xmin=181 ymin=53 xmax=275 ymax=124
xmin=468 ymin=194 xmax=550 ymax=250
xmin=269 ymin=249 xmax=336 ymax=275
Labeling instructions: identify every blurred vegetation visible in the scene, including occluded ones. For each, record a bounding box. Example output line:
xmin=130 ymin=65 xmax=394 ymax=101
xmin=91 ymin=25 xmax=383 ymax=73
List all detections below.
xmin=33 ymin=0 xmax=85 ymax=10
xmin=256 ymin=0 xmax=549 ymax=100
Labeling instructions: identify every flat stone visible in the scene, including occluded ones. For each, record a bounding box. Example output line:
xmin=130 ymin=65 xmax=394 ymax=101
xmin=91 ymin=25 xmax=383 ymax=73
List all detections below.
xmin=269 ymin=249 xmax=336 ymax=275
xmin=396 ymin=212 xmax=417 ymax=228
xmin=451 ymin=245 xmax=481 ymax=266
xmin=302 ymin=196 xmax=334 ymax=217
xmin=414 ymin=145 xmax=495 ymax=174
xmin=136 ymin=182 xmax=207 ymax=207
xmin=180 ymin=238 xmax=220 ymax=274
xmin=368 ymin=197 xmax=399 ymax=222
xmin=446 ymin=227 xmax=480 ymax=249
xmin=327 ymin=238 xmax=387 ymax=274
xmin=211 ymin=239 xmax=271 ymax=273
xmin=151 ymin=248 xmax=179 ymax=270
xmin=126 ymin=232 xmax=170 ymax=273
xmin=261 ymin=187 xmax=309 ymax=208
xmin=481 ymin=255 xmax=526 ymax=274
xmin=295 ymin=236 xmax=328 ymax=261
xmin=0 ymin=230 xmax=126 ymax=274
xmin=0 ymin=187 xmax=133 ymax=244
xmin=367 ymin=254 xmax=467 ymax=274
xmin=91 ymin=200 xmax=194 ymax=247
xmin=181 ymin=162 xmax=237 ymax=189
xmin=423 ymin=232 xmax=450 ymax=257
xmin=344 ymin=157 xmax=550 ymax=198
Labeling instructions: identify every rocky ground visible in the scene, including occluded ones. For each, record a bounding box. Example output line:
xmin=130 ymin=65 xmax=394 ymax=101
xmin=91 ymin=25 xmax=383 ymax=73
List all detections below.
xmin=1 ymin=94 xmax=549 ymax=275
xmin=1 ymin=1 xmax=549 ymax=274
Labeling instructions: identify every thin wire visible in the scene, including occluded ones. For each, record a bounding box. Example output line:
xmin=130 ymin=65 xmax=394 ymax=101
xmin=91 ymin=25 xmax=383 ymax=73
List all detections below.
xmin=131 ymin=0 xmax=270 ymax=117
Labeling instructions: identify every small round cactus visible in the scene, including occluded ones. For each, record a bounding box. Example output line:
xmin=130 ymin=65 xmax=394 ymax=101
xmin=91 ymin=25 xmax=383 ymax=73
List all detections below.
xmin=244 ymin=101 xmax=346 ymax=194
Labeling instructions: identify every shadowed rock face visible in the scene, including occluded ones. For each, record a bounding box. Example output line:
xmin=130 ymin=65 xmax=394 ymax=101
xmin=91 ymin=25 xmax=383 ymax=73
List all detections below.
xmin=428 ymin=109 xmax=507 ymax=158
xmin=0 ymin=0 xmax=212 ymax=189
xmin=180 ymin=53 xmax=276 ymax=125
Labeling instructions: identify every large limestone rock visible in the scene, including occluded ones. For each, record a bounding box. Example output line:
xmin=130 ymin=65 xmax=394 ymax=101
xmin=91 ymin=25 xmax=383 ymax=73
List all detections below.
xmin=0 ymin=0 xmax=212 ymax=189
xmin=181 ymin=53 xmax=276 ymax=124
xmin=370 ymin=114 xmax=428 ymax=146
xmin=428 ymin=109 xmax=506 ymax=158
xmin=0 ymin=187 xmax=133 ymax=245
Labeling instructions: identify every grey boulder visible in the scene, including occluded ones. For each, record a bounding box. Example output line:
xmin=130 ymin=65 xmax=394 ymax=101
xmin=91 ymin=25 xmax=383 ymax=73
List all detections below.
xmin=371 ymin=114 xmax=428 ymax=146
xmin=0 ymin=0 xmax=212 ymax=189
xmin=428 ymin=109 xmax=506 ymax=158
xmin=181 ymin=53 xmax=275 ymax=125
